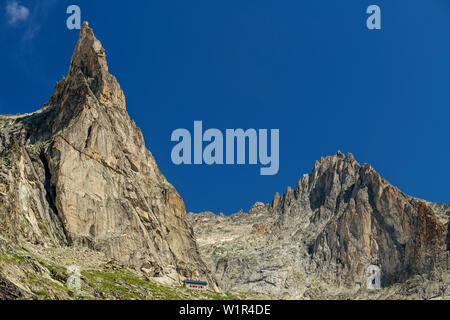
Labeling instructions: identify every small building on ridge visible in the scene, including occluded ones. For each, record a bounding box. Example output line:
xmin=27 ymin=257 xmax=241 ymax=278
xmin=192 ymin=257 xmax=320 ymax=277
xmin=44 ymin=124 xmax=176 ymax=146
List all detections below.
xmin=183 ymin=279 xmax=208 ymax=291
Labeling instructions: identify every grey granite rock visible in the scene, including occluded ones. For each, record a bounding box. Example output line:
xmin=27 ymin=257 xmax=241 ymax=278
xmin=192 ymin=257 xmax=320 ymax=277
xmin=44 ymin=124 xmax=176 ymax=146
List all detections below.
xmin=188 ymin=152 xmax=449 ymax=298
xmin=0 ymin=22 xmax=215 ymax=288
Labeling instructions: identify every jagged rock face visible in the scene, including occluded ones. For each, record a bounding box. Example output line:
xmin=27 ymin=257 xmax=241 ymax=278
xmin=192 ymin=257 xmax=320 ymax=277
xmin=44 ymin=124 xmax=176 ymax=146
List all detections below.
xmin=0 ymin=274 xmax=25 ymax=300
xmin=298 ymin=153 xmax=447 ymax=286
xmin=189 ymin=152 xmax=449 ymax=298
xmin=0 ymin=22 xmax=214 ymax=286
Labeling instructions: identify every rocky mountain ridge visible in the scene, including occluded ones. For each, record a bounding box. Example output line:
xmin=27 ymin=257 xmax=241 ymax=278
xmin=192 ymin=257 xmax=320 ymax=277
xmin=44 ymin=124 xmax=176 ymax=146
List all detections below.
xmin=188 ymin=152 xmax=450 ymax=299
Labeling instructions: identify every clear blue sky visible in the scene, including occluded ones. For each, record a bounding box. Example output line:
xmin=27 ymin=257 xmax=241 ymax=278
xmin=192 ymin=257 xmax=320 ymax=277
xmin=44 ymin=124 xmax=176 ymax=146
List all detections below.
xmin=1 ymin=0 xmax=450 ymax=214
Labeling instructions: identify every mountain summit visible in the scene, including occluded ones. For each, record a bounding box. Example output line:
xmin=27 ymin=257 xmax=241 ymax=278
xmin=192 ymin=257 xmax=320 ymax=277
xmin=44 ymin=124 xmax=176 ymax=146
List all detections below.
xmin=0 ymin=22 xmax=215 ymax=287
xmin=189 ymin=151 xmax=449 ymax=298
xmin=48 ymin=21 xmax=125 ymax=110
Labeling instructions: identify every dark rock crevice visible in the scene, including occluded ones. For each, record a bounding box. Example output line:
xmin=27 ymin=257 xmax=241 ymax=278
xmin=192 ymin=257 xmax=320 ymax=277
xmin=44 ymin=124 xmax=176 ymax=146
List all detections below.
xmin=0 ymin=274 xmax=24 ymax=300
xmin=446 ymin=221 xmax=450 ymax=251
xmin=85 ymin=125 xmax=92 ymax=149
xmin=39 ymin=149 xmax=70 ymax=245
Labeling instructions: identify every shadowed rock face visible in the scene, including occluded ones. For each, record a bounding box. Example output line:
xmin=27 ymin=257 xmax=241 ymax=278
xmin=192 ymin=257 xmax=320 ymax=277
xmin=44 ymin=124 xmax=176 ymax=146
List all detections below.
xmin=189 ymin=152 xmax=449 ymax=298
xmin=0 ymin=22 xmax=215 ymax=287
xmin=0 ymin=274 xmax=25 ymax=300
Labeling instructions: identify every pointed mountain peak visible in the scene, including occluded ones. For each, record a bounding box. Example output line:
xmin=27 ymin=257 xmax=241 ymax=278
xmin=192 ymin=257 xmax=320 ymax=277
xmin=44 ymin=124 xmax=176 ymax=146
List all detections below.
xmin=345 ymin=152 xmax=355 ymax=161
xmin=334 ymin=150 xmax=356 ymax=162
xmin=47 ymin=21 xmax=126 ymax=109
xmin=335 ymin=150 xmax=345 ymax=158
xmin=313 ymin=151 xmax=360 ymax=174
xmin=68 ymin=21 xmax=108 ymax=78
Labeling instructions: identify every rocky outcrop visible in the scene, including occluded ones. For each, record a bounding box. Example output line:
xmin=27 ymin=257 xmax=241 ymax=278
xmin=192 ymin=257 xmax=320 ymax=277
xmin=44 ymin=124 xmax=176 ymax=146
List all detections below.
xmin=0 ymin=274 xmax=25 ymax=300
xmin=189 ymin=152 xmax=449 ymax=298
xmin=0 ymin=22 xmax=215 ymax=287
